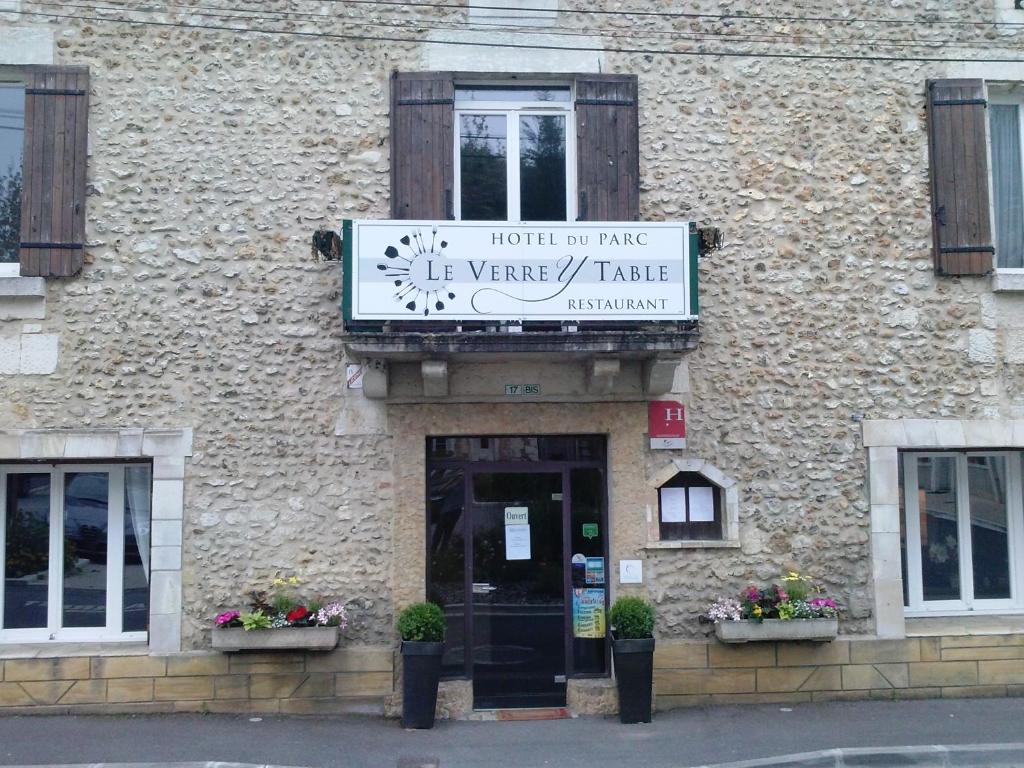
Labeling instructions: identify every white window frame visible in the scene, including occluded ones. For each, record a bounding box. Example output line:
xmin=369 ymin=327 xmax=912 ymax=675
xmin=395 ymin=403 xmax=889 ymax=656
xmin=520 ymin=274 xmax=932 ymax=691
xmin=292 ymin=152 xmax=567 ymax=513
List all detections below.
xmin=453 ymin=84 xmax=576 ymax=223
xmin=986 ymin=85 xmax=1024 ymax=274
xmin=0 ymin=74 xmax=25 ymax=277
xmin=902 ymin=451 xmax=1024 ymax=615
xmin=0 ymin=463 xmax=149 ymax=643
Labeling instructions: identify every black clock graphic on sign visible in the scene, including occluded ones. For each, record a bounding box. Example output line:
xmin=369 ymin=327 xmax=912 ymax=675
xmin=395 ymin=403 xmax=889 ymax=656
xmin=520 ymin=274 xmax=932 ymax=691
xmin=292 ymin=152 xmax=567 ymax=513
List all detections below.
xmin=376 ymin=226 xmax=456 ymax=316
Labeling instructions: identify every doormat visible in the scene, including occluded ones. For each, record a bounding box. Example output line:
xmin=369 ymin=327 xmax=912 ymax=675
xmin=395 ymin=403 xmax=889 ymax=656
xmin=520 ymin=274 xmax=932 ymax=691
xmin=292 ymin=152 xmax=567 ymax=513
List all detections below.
xmin=492 ymin=707 xmax=573 ymax=721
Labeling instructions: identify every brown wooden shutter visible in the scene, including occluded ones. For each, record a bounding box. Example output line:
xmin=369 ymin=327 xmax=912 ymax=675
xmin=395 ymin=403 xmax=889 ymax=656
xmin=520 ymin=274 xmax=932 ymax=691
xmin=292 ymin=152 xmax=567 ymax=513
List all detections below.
xmin=927 ymin=79 xmax=994 ymax=276
xmin=390 ymin=72 xmax=454 ymax=220
xmin=19 ymin=65 xmax=89 ymax=278
xmin=575 ymin=74 xmax=640 ymax=222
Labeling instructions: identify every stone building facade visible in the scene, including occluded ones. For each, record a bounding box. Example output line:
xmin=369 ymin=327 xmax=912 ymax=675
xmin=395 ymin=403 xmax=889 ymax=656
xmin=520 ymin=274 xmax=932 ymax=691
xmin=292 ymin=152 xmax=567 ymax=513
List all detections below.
xmin=1 ymin=0 xmax=1024 ymax=715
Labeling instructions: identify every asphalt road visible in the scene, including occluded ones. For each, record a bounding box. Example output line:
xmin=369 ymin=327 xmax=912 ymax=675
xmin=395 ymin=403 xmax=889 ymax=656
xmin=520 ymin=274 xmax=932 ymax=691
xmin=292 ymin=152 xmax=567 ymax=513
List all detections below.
xmin=1 ymin=698 xmax=1024 ymax=768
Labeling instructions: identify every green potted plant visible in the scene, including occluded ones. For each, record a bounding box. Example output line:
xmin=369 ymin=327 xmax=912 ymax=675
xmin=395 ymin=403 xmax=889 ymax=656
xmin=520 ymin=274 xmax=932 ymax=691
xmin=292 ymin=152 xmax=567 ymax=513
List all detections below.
xmin=609 ymin=595 xmax=655 ymax=724
xmin=398 ymin=601 xmax=446 ymax=729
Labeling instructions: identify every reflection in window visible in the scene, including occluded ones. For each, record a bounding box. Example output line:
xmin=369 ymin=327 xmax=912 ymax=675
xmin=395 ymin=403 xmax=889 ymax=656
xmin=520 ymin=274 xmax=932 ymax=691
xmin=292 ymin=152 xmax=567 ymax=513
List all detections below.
xmin=917 ymin=456 xmax=960 ymax=602
xmin=3 ymin=474 xmax=50 ymax=629
xmin=460 ymin=114 xmax=507 ymax=220
xmin=0 ymin=83 xmax=25 ymax=264
xmin=519 ymin=115 xmax=566 ymax=221
xmin=63 ymin=472 xmax=108 ymax=628
xmin=967 ymin=456 xmax=1010 ymax=600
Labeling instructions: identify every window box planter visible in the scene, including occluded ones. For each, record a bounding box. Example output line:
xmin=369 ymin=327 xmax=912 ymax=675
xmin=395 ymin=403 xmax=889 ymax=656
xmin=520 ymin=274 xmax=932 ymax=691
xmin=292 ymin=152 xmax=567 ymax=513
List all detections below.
xmin=212 ymin=626 xmax=339 ymax=652
xmin=714 ymin=618 xmax=838 ymax=644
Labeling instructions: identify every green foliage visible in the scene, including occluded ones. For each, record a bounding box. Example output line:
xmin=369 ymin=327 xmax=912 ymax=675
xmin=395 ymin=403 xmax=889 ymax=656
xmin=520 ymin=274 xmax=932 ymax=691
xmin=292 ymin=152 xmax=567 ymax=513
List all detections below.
xmin=240 ymin=610 xmax=272 ymax=631
xmin=0 ymin=163 xmax=21 ymax=264
xmin=397 ymin=602 xmax=446 ymax=642
xmin=609 ymin=596 xmax=655 ymax=639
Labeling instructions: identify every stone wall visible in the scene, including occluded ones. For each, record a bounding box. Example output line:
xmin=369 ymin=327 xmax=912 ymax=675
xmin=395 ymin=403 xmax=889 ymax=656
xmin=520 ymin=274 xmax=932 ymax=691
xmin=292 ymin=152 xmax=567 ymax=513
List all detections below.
xmin=0 ymin=0 xmax=1022 ymax=657
xmin=0 ymin=646 xmax=392 ymax=715
xmin=655 ymin=636 xmax=1024 ymax=709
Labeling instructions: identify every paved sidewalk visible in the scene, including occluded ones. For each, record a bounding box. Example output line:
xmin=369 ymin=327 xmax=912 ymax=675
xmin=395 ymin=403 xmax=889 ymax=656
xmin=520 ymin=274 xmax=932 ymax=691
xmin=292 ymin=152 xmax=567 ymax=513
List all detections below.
xmin=1 ymin=698 xmax=1024 ymax=768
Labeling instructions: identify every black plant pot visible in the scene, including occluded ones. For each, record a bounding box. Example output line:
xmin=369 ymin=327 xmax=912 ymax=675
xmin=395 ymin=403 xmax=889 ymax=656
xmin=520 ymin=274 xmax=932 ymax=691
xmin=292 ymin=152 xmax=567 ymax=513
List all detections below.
xmin=401 ymin=640 xmax=444 ymax=729
xmin=612 ymin=636 xmax=655 ymax=724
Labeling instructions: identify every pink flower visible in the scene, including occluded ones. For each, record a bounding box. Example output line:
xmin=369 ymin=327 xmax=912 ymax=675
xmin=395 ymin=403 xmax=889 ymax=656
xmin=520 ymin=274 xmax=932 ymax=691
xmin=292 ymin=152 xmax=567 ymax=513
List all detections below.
xmin=810 ymin=597 xmax=837 ymax=609
xmin=215 ymin=610 xmax=240 ymax=626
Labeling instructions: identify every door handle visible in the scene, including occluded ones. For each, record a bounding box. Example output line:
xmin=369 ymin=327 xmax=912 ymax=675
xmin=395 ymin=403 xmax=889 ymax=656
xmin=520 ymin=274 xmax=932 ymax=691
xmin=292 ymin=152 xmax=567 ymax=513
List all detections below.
xmin=472 ymin=583 xmax=497 ymax=594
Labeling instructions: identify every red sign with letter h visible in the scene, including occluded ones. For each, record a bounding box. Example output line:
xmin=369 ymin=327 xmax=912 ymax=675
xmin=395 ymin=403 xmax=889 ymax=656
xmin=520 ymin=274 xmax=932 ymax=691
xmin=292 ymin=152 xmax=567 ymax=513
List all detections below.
xmin=648 ymin=400 xmax=686 ymax=449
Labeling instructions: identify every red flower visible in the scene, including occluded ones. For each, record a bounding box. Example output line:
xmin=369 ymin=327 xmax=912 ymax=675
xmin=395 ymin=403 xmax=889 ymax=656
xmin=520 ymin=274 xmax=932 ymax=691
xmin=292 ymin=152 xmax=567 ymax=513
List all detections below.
xmin=287 ymin=606 xmax=309 ymax=623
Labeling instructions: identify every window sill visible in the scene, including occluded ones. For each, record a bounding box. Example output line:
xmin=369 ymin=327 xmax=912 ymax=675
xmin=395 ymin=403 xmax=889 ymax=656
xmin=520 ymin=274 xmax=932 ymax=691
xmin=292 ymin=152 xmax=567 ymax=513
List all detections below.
xmin=992 ymin=271 xmax=1024 ymax=292
xmin=905 ymin=613 xmax=1024 ymax=637
xmin=0 ymin=275 xmax=45 ymax=321
xmin=0 ymin=641 xmax=150 ymax=659
xmin=645 ymin=539 xmax=740 ymax=550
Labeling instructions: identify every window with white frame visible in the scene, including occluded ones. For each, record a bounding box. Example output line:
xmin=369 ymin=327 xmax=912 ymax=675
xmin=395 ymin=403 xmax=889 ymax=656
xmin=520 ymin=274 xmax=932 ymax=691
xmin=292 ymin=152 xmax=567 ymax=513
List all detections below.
xmin=1 ymin=463 xmax=152 ymax=641
xmin=454 ymin=85 xmax=574 ymax=222
xmin=900 ymin=452 xmax=1023 ymax=613
xmin=990 ymin=88 xmax=1024 ymax=270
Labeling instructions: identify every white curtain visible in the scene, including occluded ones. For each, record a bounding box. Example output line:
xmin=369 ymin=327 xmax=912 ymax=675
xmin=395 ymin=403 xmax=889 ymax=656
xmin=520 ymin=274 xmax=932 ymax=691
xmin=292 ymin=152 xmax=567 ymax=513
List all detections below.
xmin=125 ymin=465 xmax=151 ymax=580
xmin=991 ymin=105 xmax=1024 ymax=269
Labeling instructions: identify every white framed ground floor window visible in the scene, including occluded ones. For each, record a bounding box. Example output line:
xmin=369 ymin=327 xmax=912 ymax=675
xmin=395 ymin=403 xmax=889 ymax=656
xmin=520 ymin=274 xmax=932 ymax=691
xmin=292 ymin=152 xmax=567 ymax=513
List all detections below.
xmin=1 ymin=462 xmax=152 ymax=642
xmin=901 ymin=451 xmax=1024 ymax=614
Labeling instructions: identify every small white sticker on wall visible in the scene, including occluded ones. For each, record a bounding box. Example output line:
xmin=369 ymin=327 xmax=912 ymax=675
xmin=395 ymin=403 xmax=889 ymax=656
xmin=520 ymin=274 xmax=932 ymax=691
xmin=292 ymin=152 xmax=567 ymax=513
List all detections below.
xmin=346 ymin=364 xmax=364 ymax=389
xmin=619 ymin=559 xmax=643 ymax=584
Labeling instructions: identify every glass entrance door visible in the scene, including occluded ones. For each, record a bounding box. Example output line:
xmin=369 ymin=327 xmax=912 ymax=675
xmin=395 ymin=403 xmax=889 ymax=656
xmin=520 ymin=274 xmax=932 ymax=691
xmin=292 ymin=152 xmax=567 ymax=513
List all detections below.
xmin=469 ymin=470 xmax=566 ymax=708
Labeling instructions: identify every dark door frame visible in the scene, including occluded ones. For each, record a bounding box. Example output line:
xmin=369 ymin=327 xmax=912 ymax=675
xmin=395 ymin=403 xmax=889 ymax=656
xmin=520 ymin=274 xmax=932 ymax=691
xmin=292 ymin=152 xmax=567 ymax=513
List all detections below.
xmin=424 ymin=437 xmax=610 ymax=695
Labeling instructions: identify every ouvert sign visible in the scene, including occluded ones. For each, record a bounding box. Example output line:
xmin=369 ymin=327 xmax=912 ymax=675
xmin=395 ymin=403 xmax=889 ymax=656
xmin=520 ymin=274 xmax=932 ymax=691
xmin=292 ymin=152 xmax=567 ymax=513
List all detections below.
xmin=343 ymin=220 xmax=697 ymax=322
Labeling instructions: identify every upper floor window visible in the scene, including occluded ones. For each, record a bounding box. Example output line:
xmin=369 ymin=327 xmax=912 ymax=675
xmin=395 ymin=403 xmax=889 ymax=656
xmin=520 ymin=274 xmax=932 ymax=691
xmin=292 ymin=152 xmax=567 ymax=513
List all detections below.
xmin=390 ymin=72 xmax=638 ymax=224
xmin=990 ymin=90 xmax=1024 ymax=270
xmin=0 ymin=65 xmax=89 ymax=279
xmin=0 ymin=80 xmax=24 ymax=272
xmin=454 ymin=85 xmax=573 ymax=222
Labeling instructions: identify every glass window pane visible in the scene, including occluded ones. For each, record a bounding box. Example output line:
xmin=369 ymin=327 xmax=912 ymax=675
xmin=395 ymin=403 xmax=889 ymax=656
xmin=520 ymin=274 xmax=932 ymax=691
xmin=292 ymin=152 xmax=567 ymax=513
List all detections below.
xmin=460 ymin=114 xmax=507 ymax=221
xmin=519 ymin=115 xmax=566 ymax=222
xmin=570 ymin=467 xmax=606 ymax=674
xmin=0 ymin=83 xmax=25 ymax=264
xmin=123 ymin=465 xmax=151 ymax=632
xmin=63 ymin=472 xmax=108 ymax=628
xmin=3 ymin=473 xmax=50 ymax=629
xmin=456 ymin=87 xmax=570 ymax=103
xmin=991 ymin=105 xmax=1024 ymax=269
xmin=967 ymin=456 xmax=1011 ymax=600
xmin=427 ymin=467 xmax=465 ymax=678
xmin=917 ymin=456 xmax=960 ymax=602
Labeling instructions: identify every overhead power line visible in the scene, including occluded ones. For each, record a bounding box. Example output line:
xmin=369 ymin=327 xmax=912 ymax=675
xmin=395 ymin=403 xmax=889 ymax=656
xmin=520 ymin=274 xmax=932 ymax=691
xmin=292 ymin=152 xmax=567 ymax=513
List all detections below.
xmin=11 ymin=6 xmax=1024 ymax=64
xmin=301 ymin=0 xmax=1024 ymax=29
xmin=27 ymin=0 xmax=1000 ymax=52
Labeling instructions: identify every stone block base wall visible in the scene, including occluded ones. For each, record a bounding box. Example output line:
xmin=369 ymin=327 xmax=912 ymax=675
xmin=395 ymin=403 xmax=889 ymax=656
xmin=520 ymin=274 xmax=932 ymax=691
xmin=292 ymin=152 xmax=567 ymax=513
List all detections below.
xmin=655 ymin=636 xmax=1024 ymax=709
xmin=0 ymin=646 xmax=393 ymax=715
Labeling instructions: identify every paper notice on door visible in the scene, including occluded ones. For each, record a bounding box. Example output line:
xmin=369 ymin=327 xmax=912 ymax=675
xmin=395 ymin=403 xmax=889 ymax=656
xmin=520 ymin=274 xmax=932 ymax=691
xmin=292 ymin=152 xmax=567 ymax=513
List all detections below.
xmin=688 ymin=486 xmax=715 ymax=522
xmin=505 ymin=524 xmax=531 ymax=560
xmin=659 ymin=487 xmax=687 ymax=523
xmin=573 ymin=588 xmax=606 ymax=639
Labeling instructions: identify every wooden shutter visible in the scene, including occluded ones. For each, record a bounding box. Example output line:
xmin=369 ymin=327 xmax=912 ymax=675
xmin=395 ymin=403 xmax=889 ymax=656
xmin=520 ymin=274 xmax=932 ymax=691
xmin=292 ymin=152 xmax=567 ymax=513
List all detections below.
xmin=927 ymin=79 xmax=994 ymax=276
xmin=390 ymin=72 xmax=454 ymax=220
xmin=575 ymin=74 xmax=640 ymax=222
xmin=19 ymin=66 xmax=89 ymax=278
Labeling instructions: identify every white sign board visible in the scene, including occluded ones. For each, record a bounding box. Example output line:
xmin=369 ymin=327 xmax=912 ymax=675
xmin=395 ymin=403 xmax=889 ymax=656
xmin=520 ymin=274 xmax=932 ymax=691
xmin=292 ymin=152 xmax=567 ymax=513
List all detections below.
xmin=505 ymin=524 xmax=531 ymax=560
xmin=659 ymin=487 xmax=687 ymax=523
xmin=504 ymin=507 xmax=529 ymax=525
xmin=346 ymin=220 xmax=693 ymax=321
xmin=619 ymin=559 xmax=643 ymax=584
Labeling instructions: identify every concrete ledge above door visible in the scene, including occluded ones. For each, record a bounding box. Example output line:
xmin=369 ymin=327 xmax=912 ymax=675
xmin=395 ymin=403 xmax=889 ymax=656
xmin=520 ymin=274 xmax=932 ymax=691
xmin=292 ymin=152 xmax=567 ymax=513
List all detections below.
xmin=349 ymin=356 xmax=691 ymax=402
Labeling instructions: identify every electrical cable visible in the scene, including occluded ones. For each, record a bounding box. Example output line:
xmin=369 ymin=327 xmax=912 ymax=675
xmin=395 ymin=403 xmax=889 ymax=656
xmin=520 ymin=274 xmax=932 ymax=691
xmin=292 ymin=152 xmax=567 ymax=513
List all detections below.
xmin=55 ymin=0 xmax=999 ymax=52
xmin=10 ymin=6 xmax=1024 ymax=64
